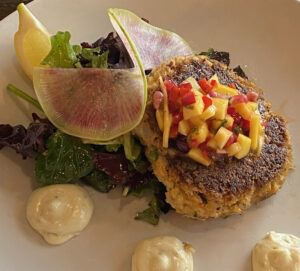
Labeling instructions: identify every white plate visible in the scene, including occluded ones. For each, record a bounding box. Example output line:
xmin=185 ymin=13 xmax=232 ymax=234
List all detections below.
xmin=0 ymin=0 xmax=300 ymax=270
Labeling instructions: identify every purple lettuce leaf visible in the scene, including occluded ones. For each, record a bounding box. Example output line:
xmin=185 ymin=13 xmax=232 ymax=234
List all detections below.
xmin=0 ymin=113 xmax=56 ymax=159
xmin=80 ymin=32 xmax=134 ymax=69
xmin=92 ymin=151 xmax=151 ymax=189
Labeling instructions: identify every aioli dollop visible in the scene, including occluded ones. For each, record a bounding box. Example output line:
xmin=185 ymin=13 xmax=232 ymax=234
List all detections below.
xmin=132 ymin=236 xmax=194 ymax=271
xmin=26 ymin=184 xmax=94 ymax=245
xmin=252 ymin=231 xmax=300 ymax=271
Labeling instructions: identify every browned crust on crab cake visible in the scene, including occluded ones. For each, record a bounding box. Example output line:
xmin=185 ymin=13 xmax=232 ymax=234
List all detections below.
xmin=133 ymin=55 xmax=293 ymax=220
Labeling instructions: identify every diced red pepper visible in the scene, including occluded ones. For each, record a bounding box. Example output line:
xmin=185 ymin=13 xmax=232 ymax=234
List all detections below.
xmin=189 ymin=138 xmax=199 ymax=149
xmin=230 ymin=94 xmax=248 ymax=105
xmin=227 ymin=106 xmax=236 ymax=116
xmin=198 ymin=78 xmax=213 ymax=93
xmin=169 ymin=124 xmax=179 ymax=138
xmin=179 ymin=82 xmax=192 ymax=90
xmin=168 ymin=86 xmax=180 ymax=104
xmin=179 ymin=82 xmax=192 ymax=97
xmin=247 ymin=91 xmax=259 ymax=102
xmin=202 ymin=95 xmax=213 ymax=111
xmin=224 ymin=134 xmax=237 ymax=149
xmin=182 ymin=91 xmax=196 ymax=106
xmin=229 ymin=83 xmax=236 ymax=89
xmin=261 ymin=119 xmax=267 ymax=128
xmin=242 ymin=119 xmax=250 ymax=132
xmin=153 ymin=91 xmax=164 ymax=110
xmin=179 ymin=87 xmax=191 ymax=97
xmin=168 ymin=102 xmax=181 ymax=114
xmin=164 ymin=79 xmax=176 ymax=92
xmin=172 ymin=111 xmax=183 ymax=124
xmin=211 ymin=79 xmax=218 ymax=88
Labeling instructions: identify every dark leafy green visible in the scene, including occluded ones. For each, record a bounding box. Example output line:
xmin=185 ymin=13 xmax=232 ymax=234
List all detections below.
xmin=233 ymin=65 xmax=248 ymax=79
xmin=35 ymin=131 xmax=94 ymax=185
xmin=133 ymin=178 xmax=171 ymax=225
xmin=42 ymin=31 xmax=80 ymax=68
xmin=200 ymin=48 xmax=248 ymax=78
xmin=135 ymin=196 xmax=160 ymax=225
xmin=200 ymin=48 xmax=230 ymax=66
xmin=82 ymin=170 xmax=116 ymax=193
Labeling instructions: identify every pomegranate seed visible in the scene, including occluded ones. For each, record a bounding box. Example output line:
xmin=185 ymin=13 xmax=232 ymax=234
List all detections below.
xmin=247 ymin=91 xmax=259 ymax=102
xmin=230 ymin=94 xmax=248 ymax=105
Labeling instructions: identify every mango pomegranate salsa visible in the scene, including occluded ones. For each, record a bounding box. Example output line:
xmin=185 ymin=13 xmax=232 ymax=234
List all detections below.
xmin=154 ymin=75 xmax=266 ymax=166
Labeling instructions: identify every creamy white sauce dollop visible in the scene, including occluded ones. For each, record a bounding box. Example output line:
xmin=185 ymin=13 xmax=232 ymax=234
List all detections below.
xmin=252 ymin=231 xmax=300 ymax=271
xmin=132 ymin=236 xmax=194 ymax=271
xmin=26 ymin=184 xmax=94 ymax=245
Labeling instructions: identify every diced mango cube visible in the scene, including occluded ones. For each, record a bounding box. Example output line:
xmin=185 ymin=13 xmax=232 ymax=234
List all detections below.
xmin=214 ymin=84 xmax=239 ymax=96
xmin=182 ymin=77 xmax=201 ymax=90
xmin=183 ymin=95 xmax=204 ymax=120
xmin=212 ymin=98 xmax=228 ymax=120
xmin=214 ymin=127 xmax=233 ymax=149
xmin=225 ymin=114 xmax=234 ymax=128
xmin=178 ymin=120 xmax=190 ymax=136
xmin=234 ymin=134 xmax=251 ymax=159
xmin=156 ymin=109 xmax=164 ymax=131
xmin=248 ymin=102 xmax=258 ymax=111
xmin=200 ymin=105 xmax=216 ymax=120
xmin=188 ymin=148 xmax=211 ymax=166
xmin=188 ymin=121 xmax=209 ymax=144
xmin=211 ymin=119 xmax=223 ymax=131
xmin=189 ymin=116 xmax=202 ymax=126
xmin=234 ymin=103 xmax=253 ymax=120
xmin=226 ymin=142 xmax=242 ymax=156
xmin=207 ymin=137 xmax=218 ymax=150
xmin=249 ymin=114 xmax=261 ymax=151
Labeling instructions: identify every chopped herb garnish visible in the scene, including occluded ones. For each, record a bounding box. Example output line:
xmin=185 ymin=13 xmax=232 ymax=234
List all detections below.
xmin=149 ymin=148 xmax=158 ymax=161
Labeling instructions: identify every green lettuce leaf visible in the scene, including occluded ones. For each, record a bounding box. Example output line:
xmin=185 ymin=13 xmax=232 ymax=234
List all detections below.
xmin=123 ymin=133 xmax=141 ymax=161
xmin=133 ymin=178 xmax=171 ymax=225
xmin=41 ymin=31 xmax=80 ymax=68
xmin=82 ymin=170 xmax=116 ymax=193
xmin=135 ymin=196 xmax=160 ymax=225
xmin=81 ymin=47 xmax=109 ymax=68
xmin=35 ymin=131 xmax=94 ymax=185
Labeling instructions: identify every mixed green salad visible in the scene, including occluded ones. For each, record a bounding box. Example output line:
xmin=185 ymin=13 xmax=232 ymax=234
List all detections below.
xmin=1 ymin=30 xmax=169 ymax=225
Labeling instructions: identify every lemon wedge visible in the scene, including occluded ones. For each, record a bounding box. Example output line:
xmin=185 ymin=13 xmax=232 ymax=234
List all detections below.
xmin=14 ymin=3 xmax=51 ymax=80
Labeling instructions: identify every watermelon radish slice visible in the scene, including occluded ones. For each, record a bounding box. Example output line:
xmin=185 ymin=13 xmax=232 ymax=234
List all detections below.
xmin=33 ymin=67 xmax=146 ymax=140
xmin=108 ymin=8 xmax=194 ymax=70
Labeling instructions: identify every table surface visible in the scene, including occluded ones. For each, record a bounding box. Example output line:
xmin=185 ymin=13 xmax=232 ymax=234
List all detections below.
xmin=0 ymin=0 xmax=32 ymax=21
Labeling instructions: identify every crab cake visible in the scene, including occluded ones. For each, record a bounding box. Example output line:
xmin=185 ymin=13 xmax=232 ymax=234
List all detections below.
xmin=134 ymin=55 xmax=293 ymax=220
